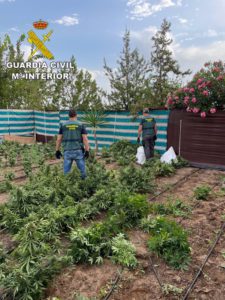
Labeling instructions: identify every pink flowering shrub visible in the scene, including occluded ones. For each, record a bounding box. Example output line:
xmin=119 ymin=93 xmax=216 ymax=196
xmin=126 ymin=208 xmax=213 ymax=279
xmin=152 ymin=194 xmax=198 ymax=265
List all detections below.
xmin=166 ymin=61 xmax=225 ymax=117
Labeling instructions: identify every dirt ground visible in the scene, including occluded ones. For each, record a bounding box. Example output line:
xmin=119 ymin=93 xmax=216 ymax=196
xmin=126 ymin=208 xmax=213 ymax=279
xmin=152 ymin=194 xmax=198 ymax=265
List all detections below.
xmin=43 ymin=167 xmax=225 ymax=300
xmin=1 ymin=165 xmax=225 ymax=300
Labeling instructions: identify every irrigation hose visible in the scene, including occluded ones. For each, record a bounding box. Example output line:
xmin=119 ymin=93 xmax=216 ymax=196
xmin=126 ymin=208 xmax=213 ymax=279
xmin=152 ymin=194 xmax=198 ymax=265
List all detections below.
xmin=103 ymin=268 xmax=123 ymax=300
xmin=136 ymin=168 xmax=202 ymax=297
xmin=149 ymin=168 xmax=201 ymax=202
xmin=182 ymin=221 xmax=225 ymax=300
xmin=149 ymin=255 xmax=163 ymax=288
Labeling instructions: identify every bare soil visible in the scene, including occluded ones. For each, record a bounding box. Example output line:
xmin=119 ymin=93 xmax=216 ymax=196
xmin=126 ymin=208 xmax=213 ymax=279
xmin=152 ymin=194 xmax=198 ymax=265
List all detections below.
xmin=0 ymin=230 xmax=15 ymax=253
xmin=1 ymin=163 xmax=225 ymax=300
xmin=45 ymin=168 xmax=225 ymax=300
xmin=45 ymin=261 xmax=119 ymax=300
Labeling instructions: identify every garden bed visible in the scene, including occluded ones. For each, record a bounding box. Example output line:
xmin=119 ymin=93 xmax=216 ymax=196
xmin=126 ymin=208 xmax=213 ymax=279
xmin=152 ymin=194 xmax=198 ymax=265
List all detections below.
xmin=43 ymin=167 xmax=225 ymax=300
xmin=0 ymin=140 xmax=224 ymax=300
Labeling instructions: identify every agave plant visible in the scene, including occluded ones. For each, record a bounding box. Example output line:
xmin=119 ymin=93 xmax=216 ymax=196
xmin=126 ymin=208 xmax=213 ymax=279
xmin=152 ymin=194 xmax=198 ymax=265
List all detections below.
xmin=81 ymin=110 xmax=108 ymax=154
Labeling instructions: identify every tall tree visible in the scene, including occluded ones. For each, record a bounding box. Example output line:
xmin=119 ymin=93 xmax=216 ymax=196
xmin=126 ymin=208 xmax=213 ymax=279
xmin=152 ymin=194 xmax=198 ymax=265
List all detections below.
xmin=0 ymin=34 xmax=47 ymax=109
xmin=104 ymin=30 xmax=151 ymax=111
xmin=150 ymin=19 xmax=191 ymax=106
xmin=46 ymin=56 xmax=103 ymax=111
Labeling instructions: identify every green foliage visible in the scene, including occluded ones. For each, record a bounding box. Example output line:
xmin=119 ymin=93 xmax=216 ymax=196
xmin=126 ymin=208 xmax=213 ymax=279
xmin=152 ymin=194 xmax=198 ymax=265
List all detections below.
xmin=112 ymin=193 xmax=149 ymax=227
xmin=0 ymin=34 xmax=48 ymax=109
xmin=0 ymin=180 xmax=12 ymax=193
xmin=0 ymin=139 xmax=191 ymax=299
xmin=119 ymin=163 xmax=154 ymax=193
xmin=22 ymin=151 xmax=32 ymax=176
xmin=104 ymin=30 xmax=151 ymax=111
xmin=194 ymin=185 xmax=212 ymax=200
xmin=109 ymin=140 xmax=138 ymax=162
xmin=4 ymin=171 xmax=15 ymax=181
xmin=0 ymin=140 xmax=56 ymax=169
xmin=70 ymin=216 xmax=121 ymax=264
xmin=141 ymin=216 xmax=190 ymax=269
xmin=47 ymin=56 xmax=103 ymax=111
xmin=81 ymin=110 xmax=108 ymax=153
xmin=8 ymin=149 xmax=17 ymax=167
xmin=0 ymin=35 xmax=102 ymax=110
xmin=151 ymin=160 xmax=176 ymax=177
xmin=149 ymin=199 xmax=191 ymax=217
xmin=79 ymin=161 xmax=111 ymax=197
xmin=172 ymin=156 xmax=189 ymax=168
xmin=151 ymin=19 xmax=190 ymax=106
xmin=167 ymin=61 xmax=225 ymax=116
xmin=0 ymin=254 xmax=72 ymax=300
xmin=0 ymin=242 xmax=6 ymax=264
xmin=101 ymin=146 xmax=111 ymax=158
xmin=111 ymin=233 xmax=137 ymax=268
xmin=0 ymin=164 xmax=117 ymax=299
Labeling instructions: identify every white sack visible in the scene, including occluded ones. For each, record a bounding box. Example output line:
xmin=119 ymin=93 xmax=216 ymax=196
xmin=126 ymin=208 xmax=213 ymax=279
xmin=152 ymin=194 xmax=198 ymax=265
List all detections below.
xmin=160 ymin=146 xmax=177 ymax=164
xmin=136 ymin=146 xmax=146 ymax=165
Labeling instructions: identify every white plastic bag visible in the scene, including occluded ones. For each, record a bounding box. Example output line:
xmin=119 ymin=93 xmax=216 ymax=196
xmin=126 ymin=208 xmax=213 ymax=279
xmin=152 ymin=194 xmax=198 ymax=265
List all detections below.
xmin=136 ymin=146 xmax=146 ymax=165
xmin=160 ymin=146 xmax=177 ymax=164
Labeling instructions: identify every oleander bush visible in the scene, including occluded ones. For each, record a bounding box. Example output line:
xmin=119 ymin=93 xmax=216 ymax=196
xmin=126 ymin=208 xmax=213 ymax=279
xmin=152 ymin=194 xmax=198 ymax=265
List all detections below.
xmin=166 ymin=61 xmax=225 ymax=117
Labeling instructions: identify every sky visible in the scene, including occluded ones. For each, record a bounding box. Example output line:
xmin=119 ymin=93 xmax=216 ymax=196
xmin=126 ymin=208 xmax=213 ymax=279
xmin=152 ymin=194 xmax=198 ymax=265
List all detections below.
xmin=1 ymin=0 xmax=225 ymax=91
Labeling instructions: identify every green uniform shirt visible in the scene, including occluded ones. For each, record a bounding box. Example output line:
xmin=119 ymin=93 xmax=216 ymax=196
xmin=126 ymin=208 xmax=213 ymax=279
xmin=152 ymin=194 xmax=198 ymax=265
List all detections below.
xmin=59 ymin=120 xmax=87 ymax=151
xmin=140 ymin=115 xmax=156 ymax=138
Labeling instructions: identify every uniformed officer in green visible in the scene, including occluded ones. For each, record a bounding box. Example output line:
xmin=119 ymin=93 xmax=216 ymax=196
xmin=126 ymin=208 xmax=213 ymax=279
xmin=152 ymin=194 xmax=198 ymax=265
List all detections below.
xmin=55 ymin=109 xmax=90 ymax=178
xmin=137 ymin=108 xmax=157 ymax=159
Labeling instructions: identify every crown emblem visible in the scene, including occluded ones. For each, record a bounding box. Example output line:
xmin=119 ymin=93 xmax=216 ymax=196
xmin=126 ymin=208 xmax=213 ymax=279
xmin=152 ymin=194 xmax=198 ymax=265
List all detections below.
xmin=33 ymin=20 xmax=48 ymax=30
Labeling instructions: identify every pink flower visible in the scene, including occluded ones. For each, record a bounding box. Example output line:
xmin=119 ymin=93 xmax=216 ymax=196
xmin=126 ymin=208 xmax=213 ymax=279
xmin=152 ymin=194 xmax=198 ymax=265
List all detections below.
xmin=216 ymin=75 xmax=223 ymax=81
xmin=167 ymin=100 xmax=172 ymax=106
xmin=202 ymin=82 xmax=206 ymax=88
xmin=197 ymin=78 xmax=203 ymax=85
xmin=189 ymin=88 xmax=195 ymax=93
xmin=184 ymin=99 xmax=189 ymax=105
xmin=193 ymin=107 xmax=200 ymax=113
xmin=186 ymin=107 xmax=192 ymax=112
xmin=210 ymin=108 xmax=217 ymax=114
xmin=167 ymin=97 xmax=173 ymax=105
xmin=201 ymin=112 xmax=206 ymax=118
xmin=202 ymin=90 xmax=209 ymax=96
xmin=213 ymin=67 xmax=220 ymax=73
xmin=174 ymin=96 xmax=179 ymax=102
xmin=198 ymin=83 xmax=206 ymax=90
xmin=183 ymin=87 xmax=189 ymax=93
xmin=204 ymin=62 xmax=210 ymax=67
xmin=191 ymin=97 xmax=197 ymax=103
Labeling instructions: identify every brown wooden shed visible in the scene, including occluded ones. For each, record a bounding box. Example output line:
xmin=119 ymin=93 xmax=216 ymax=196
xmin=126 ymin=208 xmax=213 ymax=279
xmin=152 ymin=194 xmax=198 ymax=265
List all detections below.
xmin=167 ymin=109 xmax=225 ymax=169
